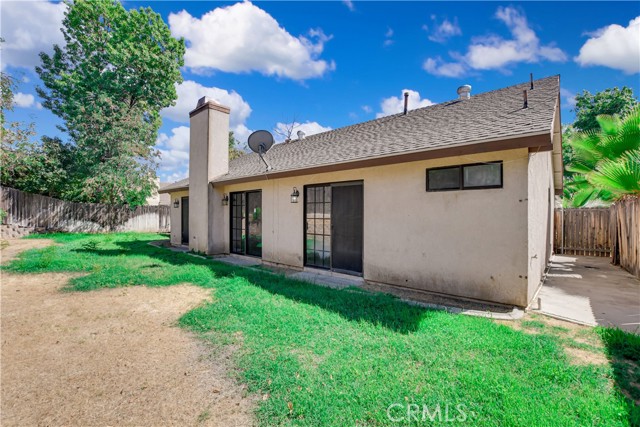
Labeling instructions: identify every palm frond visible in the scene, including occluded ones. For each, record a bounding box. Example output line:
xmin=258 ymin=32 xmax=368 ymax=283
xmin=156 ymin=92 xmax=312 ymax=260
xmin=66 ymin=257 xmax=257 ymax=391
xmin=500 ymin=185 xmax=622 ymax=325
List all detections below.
xmin=565 ymin=161 xmax=595 ymax=174
xmin=570 ymin=187 xmax=598 ymax=207
xmin=587 ymin=150 xmax=640 ymax=195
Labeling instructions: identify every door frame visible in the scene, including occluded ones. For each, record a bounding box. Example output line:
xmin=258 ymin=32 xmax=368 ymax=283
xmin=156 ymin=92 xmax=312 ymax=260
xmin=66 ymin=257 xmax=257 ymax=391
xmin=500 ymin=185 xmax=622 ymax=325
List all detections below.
xmin=303 ymin=180 xmax=364 ymax=276
xmin=229 ymin=190 xmax=262 ymax=258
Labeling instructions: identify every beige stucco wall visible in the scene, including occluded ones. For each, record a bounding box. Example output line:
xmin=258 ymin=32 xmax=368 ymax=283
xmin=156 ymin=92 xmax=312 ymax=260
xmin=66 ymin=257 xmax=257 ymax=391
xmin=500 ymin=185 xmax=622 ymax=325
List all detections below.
xmin=527 ymin=150 xmax=554 ymax=303
xmin=167 ymin=190 xmax=188 ymax=246
xmin=217 ymin=148 xmax=532 ymax=306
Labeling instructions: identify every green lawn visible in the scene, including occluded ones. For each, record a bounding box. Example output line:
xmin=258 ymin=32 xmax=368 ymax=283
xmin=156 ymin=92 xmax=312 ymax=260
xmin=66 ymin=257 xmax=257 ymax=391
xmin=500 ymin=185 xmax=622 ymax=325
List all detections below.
xmin=4 ymin=232 xmax=639 ymax=426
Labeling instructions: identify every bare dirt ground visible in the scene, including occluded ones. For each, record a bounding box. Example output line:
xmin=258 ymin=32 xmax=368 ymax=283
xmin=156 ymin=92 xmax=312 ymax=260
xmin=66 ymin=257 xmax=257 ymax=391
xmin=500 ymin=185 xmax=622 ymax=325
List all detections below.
xmin=1 ymin=239 xmax=256 ymax=426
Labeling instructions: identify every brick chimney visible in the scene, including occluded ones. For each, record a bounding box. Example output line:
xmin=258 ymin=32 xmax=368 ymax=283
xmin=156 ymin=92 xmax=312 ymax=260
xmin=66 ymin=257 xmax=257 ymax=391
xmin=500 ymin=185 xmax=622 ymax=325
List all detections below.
xmin=188 ymin=97 xmax=229 ymax=254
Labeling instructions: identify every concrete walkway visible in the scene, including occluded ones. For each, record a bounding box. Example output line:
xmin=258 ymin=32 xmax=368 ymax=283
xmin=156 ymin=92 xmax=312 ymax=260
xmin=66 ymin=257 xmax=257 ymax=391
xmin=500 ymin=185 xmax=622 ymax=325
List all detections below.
xmin=533 ymin=255 xmax=640 ymax=333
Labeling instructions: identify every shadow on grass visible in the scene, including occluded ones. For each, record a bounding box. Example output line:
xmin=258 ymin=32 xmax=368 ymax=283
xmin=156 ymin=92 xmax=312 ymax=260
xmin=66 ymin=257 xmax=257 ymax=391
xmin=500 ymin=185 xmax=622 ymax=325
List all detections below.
xmin=72 ymin=238 xmax=436 ymax=334
xmin=597 ymin=327 xmax=640 ymax=426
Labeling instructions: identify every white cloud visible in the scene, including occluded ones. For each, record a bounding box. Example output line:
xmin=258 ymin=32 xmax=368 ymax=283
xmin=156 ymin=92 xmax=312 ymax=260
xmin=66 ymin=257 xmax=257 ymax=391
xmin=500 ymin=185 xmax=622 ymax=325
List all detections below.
xmin=343 ymin=0 xmax=355 ymax=12
xmin=465 ymin=7 xmax=566 ymax=69
xmin=575 ymin=16 xmax=640 ymax=74
xmin=383 ymin=27 xmax=394 ymax=47
xmin=273 ymin=121 xmax=332 ymax=142
xmin=424 ymin=6 xmax=567 ymax=77
xmin=422 ymin=57 xmax=466 ymax=78
xmin=169 ymin=2 xmax=335 ymax=80
xmin=162 ymin=80 xmax=252 ymax=129
xmin=162 ymin=170 xmax=189 ymax=183
xmin=425 ymin=17 xmax=462 ymax=43
xmin=0 ymin=1 xmax=66 ymax=70
xmin=13 ymin=92 xmax=36 ymax=108
xmin=377 ymin=89 xmax=435 ymax=118
xmin=232 ymin=123 xmax=253 ymax=146
xmin=155 ymin=126 xmax=190 ymax=176
xmin=362 ymin=105 xmax=372 ymax=113
xmin=560 ymin=88 xmax=577 ymax=109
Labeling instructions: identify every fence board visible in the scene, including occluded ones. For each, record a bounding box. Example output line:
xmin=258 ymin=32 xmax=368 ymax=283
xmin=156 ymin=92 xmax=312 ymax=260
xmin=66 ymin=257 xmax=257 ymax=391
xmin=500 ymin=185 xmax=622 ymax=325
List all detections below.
xmin=0 ymin=187 xmax=170 ymax=233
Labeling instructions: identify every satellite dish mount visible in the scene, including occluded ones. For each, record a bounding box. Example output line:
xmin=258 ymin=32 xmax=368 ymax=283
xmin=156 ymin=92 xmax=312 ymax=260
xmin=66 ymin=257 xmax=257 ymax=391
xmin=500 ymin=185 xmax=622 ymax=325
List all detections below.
xmin=247 ymin=130 xmax=274 ymax=172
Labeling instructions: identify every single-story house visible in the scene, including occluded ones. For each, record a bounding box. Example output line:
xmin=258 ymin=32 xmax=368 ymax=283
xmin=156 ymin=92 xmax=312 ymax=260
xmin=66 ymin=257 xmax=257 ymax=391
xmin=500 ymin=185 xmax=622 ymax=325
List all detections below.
xmin=160 ymin=76 xmax=563 ymax=308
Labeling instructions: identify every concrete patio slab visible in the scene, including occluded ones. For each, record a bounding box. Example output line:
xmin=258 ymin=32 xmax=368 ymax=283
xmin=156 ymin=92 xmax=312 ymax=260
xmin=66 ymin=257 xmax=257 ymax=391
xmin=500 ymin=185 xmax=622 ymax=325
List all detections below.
xmin=533 ymin=255 xmax=640 ymax=333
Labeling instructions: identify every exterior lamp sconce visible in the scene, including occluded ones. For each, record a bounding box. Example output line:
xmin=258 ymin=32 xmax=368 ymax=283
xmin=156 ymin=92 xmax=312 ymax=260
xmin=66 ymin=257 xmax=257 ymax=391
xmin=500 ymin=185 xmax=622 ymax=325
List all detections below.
xmin=290 ymin=187 xmax=300 ymax=203
xmin=221 ymin=193 xmax=229 ymax=206
xmin=173 ymin=199 xmax=180 ymax=208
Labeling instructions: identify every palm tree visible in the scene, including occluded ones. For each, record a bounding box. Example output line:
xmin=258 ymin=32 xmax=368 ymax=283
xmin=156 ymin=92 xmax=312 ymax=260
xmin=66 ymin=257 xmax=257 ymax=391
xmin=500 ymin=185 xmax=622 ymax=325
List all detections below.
xmin=565 ymin=107 xmax=640 ymax=207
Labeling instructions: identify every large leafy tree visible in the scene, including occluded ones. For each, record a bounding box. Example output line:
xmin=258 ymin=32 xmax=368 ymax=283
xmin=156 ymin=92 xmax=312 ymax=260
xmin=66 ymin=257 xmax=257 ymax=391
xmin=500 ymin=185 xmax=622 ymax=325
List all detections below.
xmin=565 ymin=108 xmax=640 ymax=207
xmin=36 ymin=0 xmax=185 ymax=206
xmin=573 ymin=87 xmax=639 ymax=132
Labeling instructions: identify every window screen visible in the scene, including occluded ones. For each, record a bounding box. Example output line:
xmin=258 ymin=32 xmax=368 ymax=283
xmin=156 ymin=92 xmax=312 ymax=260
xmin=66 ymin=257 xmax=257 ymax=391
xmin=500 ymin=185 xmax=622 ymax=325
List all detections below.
xmin=463 ymin=163 xmax=502 ymax=188
xmin=427 ymin=167 xmax=461 ymax=191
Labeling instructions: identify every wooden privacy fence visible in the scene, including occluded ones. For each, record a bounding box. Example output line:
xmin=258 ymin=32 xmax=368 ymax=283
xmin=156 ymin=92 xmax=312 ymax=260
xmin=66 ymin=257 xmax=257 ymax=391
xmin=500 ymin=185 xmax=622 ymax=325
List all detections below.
xmin=554 ymin=208 xmax=612 ymax=257
xmin=554 ymin=197 xmax=639 ymax=278
xmin=1 ymin=187 xmax=170 ymax=233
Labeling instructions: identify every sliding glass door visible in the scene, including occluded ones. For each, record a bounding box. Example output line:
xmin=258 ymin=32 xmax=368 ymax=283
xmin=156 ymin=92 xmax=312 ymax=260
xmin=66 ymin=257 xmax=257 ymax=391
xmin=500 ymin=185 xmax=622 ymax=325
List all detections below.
xmin=304 ymin=182 xmax=363 ymax=274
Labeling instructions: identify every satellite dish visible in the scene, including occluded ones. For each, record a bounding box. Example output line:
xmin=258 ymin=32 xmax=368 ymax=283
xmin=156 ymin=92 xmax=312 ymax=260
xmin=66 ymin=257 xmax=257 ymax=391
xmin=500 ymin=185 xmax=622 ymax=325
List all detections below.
xmin=248 ymin=130 xmax=274 ymax=154
xmin=247 ymin=130 xmax=274 ymax=171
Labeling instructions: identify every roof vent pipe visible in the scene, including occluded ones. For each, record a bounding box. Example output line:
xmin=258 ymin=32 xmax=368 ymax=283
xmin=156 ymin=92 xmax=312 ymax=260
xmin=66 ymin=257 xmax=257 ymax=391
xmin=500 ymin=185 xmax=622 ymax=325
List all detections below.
xmin=403 ymin=92 xmax=409 ymax=115
xmin=297 ymin=130 xmax=306 ymax=140
xmin=523 ymin=90 xmax=528 ymax=108
xmin=457 ymin=85 xmax=471 ymax=100
xmin=530 ymin=73 xmax=534 ymax=90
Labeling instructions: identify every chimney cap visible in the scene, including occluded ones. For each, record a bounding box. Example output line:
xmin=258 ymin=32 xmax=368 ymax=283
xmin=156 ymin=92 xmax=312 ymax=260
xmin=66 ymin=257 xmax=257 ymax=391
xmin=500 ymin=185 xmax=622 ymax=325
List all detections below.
xmin=196 ymin=96 xmax=221 ymax=108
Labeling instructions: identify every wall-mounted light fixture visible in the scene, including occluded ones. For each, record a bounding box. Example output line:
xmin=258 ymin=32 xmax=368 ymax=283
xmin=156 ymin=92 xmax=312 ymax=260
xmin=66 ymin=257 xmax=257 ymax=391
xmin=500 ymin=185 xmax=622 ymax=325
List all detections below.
xmin=290 ymin=187 xmax=300 ymax=203
xmin=221 ymin=193 xmax=229 ymax=206
xmin=173 ymin=199 xmax=180 ymax=208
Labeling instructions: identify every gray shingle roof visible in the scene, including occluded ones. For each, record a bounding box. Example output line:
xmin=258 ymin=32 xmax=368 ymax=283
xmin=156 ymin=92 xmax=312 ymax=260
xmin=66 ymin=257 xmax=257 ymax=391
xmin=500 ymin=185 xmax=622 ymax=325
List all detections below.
xmin=163 ymin=75 xmax=559 ymax=191
xmin=159 ymin=177 xmax=189 ymax=193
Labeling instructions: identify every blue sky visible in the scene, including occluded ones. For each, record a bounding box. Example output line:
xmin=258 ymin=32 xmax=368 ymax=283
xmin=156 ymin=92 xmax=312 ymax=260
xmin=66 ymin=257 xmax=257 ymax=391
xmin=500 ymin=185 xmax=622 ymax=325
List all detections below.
xmin=2 ymin=1 xmax=639 ymax=183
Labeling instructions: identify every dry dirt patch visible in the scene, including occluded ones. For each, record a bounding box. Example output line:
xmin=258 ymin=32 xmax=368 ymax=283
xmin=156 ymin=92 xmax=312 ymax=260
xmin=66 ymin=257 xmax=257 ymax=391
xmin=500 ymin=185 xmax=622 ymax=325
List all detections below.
xmin=495 ymin=314 xmax=608 ymax=366
xmin=1 ymin=239 xmax=256 ymax=426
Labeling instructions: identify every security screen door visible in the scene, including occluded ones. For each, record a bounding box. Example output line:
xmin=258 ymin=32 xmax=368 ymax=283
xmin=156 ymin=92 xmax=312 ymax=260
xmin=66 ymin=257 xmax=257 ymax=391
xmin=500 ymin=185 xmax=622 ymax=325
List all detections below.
xmin=304 ymin=182 xmax=363 ymax=274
